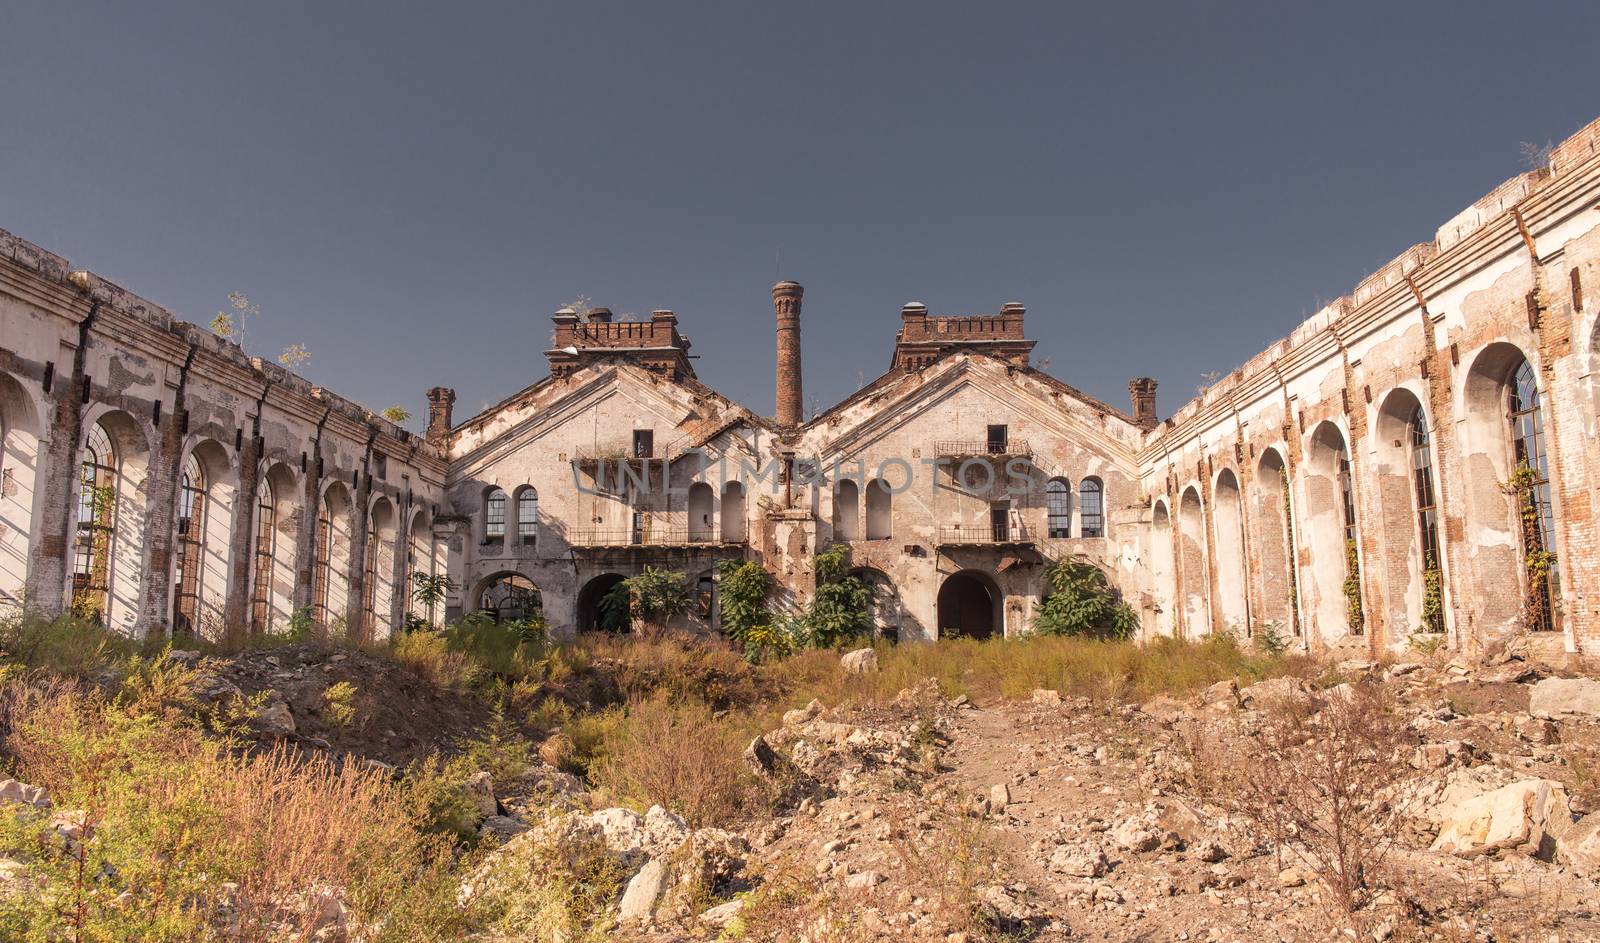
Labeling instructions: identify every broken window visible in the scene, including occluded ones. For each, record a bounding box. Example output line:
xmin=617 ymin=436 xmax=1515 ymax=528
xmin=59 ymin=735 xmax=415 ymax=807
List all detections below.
xmin=633 ymin=429 xmax=654 ymax=458
xmin=173 ymin=452 xmax=207 ymax=635
xmin=252 ymin=479 xmax=275 ymax=630
xmin=1508 ymin=358 xmax=1559 ymax=631
xmin=987 ymin=424 xmax=1008 ymax=454
xmin=72 ymin=421 xmax=117 ymax=624
xmin=1409 ymin=405 xmax=1444 ymax=633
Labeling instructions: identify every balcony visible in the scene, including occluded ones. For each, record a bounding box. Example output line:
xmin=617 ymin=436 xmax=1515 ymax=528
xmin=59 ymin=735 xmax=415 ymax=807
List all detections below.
xmin=937 ymin=523 xmax=1036 ymax=547
xmin=932 ymin=439 xmax=1033 ymax=460
xmin=571 ymin=435 xmax=693 ymax=476
xmin=563 ymin=527 xmax=743 ymax=550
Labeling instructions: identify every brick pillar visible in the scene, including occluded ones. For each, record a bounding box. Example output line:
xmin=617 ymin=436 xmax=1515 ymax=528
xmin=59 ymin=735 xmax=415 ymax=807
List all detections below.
xmin=773 ymin=281 xmax=804 ymax=426
xmin=221 ymin=431 xmax=262 ymax=637
xmin=425 ymin=387 xmax=455 ymax=448
xmin=1129 ymin=378 xmax=1159 ymax=429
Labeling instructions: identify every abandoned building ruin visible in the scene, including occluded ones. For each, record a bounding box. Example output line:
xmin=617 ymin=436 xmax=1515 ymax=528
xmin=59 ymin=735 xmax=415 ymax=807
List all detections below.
xmin=4 ymin=116 xmax=1600 ymax=658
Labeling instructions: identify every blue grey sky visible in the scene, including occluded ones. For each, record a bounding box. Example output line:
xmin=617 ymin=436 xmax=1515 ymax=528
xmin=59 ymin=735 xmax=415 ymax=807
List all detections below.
xmin=4 ymin=2 xmax=1598 ymax=426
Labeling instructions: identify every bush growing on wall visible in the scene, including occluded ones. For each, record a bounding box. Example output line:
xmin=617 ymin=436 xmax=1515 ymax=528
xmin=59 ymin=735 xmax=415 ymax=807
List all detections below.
xmin=1033 ymin=558 xmax=1138 ymax=640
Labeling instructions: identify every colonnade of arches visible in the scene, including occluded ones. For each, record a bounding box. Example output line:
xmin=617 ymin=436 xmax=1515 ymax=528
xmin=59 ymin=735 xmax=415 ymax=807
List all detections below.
xmin=0 ymin=375 xmax=440 ymax=640
xmin=1149 ymin=341 xmax=1573 ymax=649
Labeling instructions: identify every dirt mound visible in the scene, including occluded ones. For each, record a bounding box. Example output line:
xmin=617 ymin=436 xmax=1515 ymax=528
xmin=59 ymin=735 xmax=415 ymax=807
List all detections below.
xmin=189 ymin=644 xmax=493 ymax=767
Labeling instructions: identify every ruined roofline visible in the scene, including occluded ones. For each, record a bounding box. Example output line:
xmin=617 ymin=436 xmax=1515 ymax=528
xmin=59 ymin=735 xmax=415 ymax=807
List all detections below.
xmin=1145 ymin=112 xmax=1600 ymax=446
xmin=443 ymin=354 xmax=779 ymax=449
xmin=798 ymin=345 xmax=1143 ymax=433
xmin=0 ymin=226 xmax=429 ymax=464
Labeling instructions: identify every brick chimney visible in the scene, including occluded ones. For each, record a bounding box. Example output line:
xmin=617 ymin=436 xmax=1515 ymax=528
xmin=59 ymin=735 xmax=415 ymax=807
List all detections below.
xmin=426 ymin=387 xmax=456 ymax=446
xmin=773 ymin=281 xmax=804 ymax=426
xmin=1128 ymin=377 xmax=1158 ymax=429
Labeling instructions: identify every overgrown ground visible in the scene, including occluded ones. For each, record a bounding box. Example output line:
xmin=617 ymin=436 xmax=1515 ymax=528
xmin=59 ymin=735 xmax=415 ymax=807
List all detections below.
xmin=1 ymin=613 xmax=1596 ymax=941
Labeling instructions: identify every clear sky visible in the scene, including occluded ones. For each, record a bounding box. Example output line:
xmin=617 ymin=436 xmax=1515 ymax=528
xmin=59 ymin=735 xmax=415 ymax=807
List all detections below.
xmin=4 ymin=2 xmax=1598 ymax=426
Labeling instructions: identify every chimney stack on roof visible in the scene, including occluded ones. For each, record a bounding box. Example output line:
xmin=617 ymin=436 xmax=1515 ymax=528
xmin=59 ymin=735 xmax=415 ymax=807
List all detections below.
xmin=1128 ymin=377 xmax=1159 ymax=429
xmin=773 ymin=281 xmax=804 ymax=426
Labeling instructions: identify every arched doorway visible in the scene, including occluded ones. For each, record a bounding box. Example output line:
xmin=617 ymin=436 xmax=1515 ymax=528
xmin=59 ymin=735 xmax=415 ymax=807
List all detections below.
xmin=1178 ymin=487 xmax=1210 ymax=636
xmin=577 ymin=572 xmax=628 ymax=633
xmin=477 ymin=572 xmax=542 ymax=623
xmin=937 ymin=570 xmax=999 ymax=640
xmin=1212 ymin=469 xmax=1248 ymax=634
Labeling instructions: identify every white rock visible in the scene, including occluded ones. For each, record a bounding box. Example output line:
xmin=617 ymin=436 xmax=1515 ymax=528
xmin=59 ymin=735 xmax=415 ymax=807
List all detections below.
xmin=1031 ymin=689 xmax=1062 ymax=707
xmin=845 ymin=870 xmax=884 ymax=888
xmin=700 ymin=899 xmax=744 ymax=927
xmin=464 ymin=770 xmax=497 ymax=817
xmin=618 ymin=859 xmax=668 ymax=921
xmin=1112 ymin=819 xmax=1162 ymax=853
xmin=989 ymin=783 xmax=1011 ymax=812
xmin=1555 ymin=813 xmax=1600 ymax=877
xmin=1430 ymin=778 xmax=1574 ymax=857
xmin=1529 ymin=677 xmax=1600 ymax=719
xmin=253 ymin=694 xmax=296 ymax=736
xmin=0 ymin=779 xmax=49 ymax=810
xmin=841 ymin=648 xmax=879 ymax=674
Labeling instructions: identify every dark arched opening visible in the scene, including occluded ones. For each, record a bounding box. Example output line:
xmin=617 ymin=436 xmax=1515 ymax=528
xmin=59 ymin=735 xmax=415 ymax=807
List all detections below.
xmin=577 ymin=572 xmax=628 ymax=633
xmin=938 ymin=570 xmax=999 ymax=640
xmin=477 ymin=572 xmax=542 ymax=623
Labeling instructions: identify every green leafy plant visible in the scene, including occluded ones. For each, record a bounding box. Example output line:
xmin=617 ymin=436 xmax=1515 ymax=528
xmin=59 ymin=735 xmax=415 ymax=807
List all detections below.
xmin=410 ymin=573 xmax=454 ymax=631
xmin=1501 ymin=464 xmax=1558 ymax=631
xmin=1343 ymin=538 xmax=1364 ymax=633
xmin=1033 ymin=557 xmax=1138 ymax=640
xmin=715 ymin=559 xmax=789 ymax=659
xmin=600 ymin=567 xmax=692 ymax=632
xmin=323 ymin=680 xmax=359 ymax=727
xmin=1254 ymin=621 xmax=1290 ymax=656
xmin=1420 ymin=566 xmax=1444 ymax=634
xmin=795 ymin=545 xmax=871 ymax=649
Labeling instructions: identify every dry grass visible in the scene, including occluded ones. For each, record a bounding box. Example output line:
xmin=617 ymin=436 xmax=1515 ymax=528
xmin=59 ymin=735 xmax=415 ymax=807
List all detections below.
xmin=587 ymin=692 xmax=766 ymax=826
xmin=0 ymin=677 xmax=467 ymax=942
xmin=1189 ymin=682 xmax=1418 ymax=928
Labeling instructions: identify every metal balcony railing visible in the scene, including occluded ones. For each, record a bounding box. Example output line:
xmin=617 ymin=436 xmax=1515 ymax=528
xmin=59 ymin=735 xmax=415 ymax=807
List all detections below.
xmin=937 ymin=523 xmax=1034 ymax=546
xmin=563 ymin=527 xmax=741 ymax=549
xmin=932 ymin=439 xmax=1033 ymax=459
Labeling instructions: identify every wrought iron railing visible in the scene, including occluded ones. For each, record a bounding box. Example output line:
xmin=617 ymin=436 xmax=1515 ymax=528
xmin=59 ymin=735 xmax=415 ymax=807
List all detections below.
xmin=563 ymin=527 xmax=740 ymax=548
xmin=932 ymin=439 xmax=1033 ymax=458
xmin=937 ymin=523 xmax=1033 ymax=545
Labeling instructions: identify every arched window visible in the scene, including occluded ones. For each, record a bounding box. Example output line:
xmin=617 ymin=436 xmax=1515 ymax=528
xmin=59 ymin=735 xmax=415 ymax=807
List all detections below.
xmin=73 ymin=421 xmax=118 ymax=623
xmin=252 ymin=478 xmax=275 ymax=630
xmin=833 ymin=478 xmax=860 ymax=541
xmin=687 ymin=482 xmax=715 ymax=542
xmin=484 ymin=487 xmax=507 ymax=543
xmin=1508 ymin=359 xmax=1559 ymax=631
xmin=1079 ymin=477 xmax=1104 ymax=538
xmin=174 ymin=452 xmax=207 ymax=634
xmin=517 ymin=488 xmax=538 ymax=546
xmin=865 ymin=479 xmax=892 ymax=540
xmin=1046 ymin=478 xmax=1071 ymax=538
xmin=721 ymin=482 xmax=746 ymax=542
xmin=1409 ymin=404 xmax=1444 ymax=633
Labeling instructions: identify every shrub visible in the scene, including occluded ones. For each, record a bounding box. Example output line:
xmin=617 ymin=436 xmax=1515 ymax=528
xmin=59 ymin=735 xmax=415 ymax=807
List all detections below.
xmin=587 ymin=693 xmax=763 ymax=825
xmin=1190 ymin=683 xmax=1415 ymax=923
xmin=601 ymin=567 xmax=694 ymax=632
xmin=793 ymin=544 xmax=871 ymax=649
xmin=0 ymin=680 xmax=464 ymax=942
xmin=323 ymin=680 xmax=359 ymax=727
xmin=1033 ymin=558 xmax=1137 ymax=640
xmin=392 ymin=628 xmax=478 ymax=689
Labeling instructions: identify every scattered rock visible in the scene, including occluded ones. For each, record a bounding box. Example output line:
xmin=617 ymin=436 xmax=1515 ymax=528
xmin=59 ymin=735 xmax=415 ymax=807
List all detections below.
xmin=841 ymin=648 xmax=879 ymax=674
xmin=845 ymin=870 xmax=885 ymax=889
xmin=989 ymin=783 xmax=1011 ymax=812
xmin=0 ymin=779 xmax=49 ymax=810
xmin=1556 ymin=813 xmax=1600 ymax=877
xmin=1431 ymin=778 xmax=1575 ymax=858
xmin=1530 ymin=678 xmax=1600 ymax=720
xmin=1031 ymin=689 xmax=1062 ymax=707
xmin=252 ymin=693 xmax=296 ymax=737
xmin=619 ymin=859 xmax=668 ymax=921
xmin=464 ymin=770 xmax=497 ymax=817
xmin=700 ymin=899 xmax=744 ymax=927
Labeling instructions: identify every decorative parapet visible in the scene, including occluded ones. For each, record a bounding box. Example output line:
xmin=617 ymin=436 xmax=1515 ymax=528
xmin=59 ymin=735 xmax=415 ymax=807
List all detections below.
xmin=546 ymin=307 xmax=694 ymax=380
xmin=892 ymin=301 xmax=1036 ymax=371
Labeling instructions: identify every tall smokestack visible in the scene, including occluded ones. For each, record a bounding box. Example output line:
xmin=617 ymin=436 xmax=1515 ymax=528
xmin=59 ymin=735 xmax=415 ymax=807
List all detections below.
xmin=1128 ymin=377 xmax=1158 ymax=430
xmin=773 ymin=281 xmax=804 ymax=426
